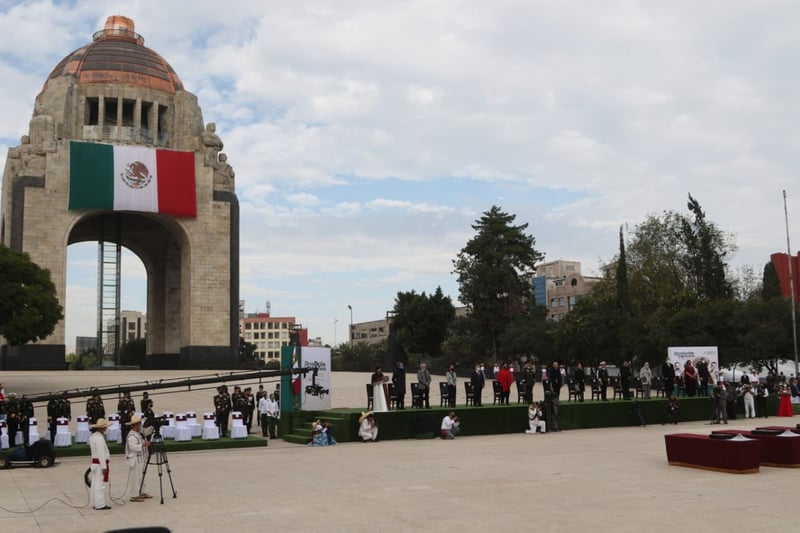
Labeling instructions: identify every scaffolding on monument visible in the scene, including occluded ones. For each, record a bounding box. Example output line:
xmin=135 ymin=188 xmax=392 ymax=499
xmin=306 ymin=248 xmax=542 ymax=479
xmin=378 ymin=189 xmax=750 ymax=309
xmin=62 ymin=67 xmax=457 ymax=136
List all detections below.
xmin=96 ymin=215 xmax=122 ymax=366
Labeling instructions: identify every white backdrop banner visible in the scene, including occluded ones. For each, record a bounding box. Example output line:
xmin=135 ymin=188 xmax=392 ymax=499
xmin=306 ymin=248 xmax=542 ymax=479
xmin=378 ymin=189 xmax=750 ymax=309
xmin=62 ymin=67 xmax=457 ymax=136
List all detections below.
xmin=667 ymin=346 xmax=719 ymax=374
xmin=300 ymin=346 xmax=332 ymax=411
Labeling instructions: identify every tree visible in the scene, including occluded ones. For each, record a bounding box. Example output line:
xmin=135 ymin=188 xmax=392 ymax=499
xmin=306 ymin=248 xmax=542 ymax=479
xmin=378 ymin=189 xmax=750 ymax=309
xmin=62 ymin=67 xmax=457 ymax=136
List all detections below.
xmin=120 ymin=338 xmax=146 ymax=367
xmin=762 ymin=261 xmax=782 ymax=300
xmin=453 ymin=206 xmax=545 ymax=359
xmin=681 ymin=194 xmax=734 ymax=300
xmin=616 ymin=226 xmax=631 ymax=314
xmin=392 ymin=287 xmax=455 ymax=357
xmin=0 ymin=244 xmax=63 ymax=345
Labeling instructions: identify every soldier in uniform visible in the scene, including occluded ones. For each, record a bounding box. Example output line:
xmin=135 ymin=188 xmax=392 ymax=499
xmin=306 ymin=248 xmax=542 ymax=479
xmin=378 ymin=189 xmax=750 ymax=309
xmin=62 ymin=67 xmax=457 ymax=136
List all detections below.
xmin=214 ymin=385 xmax=232 ymax=437
xmin=242 ymin=387 xmax=256 ymax=433
xmin=117 ymin=391 xmax=136 ymax=442
xmin=140 ymin=392 xmax=152 ymax=413
xmin=86 ymin=390 xmax=106 ymax=424
xmin=47 ymin=394 xmax=72 ymax=442
xmin=6 ymin=393 xmax=27 ymax=446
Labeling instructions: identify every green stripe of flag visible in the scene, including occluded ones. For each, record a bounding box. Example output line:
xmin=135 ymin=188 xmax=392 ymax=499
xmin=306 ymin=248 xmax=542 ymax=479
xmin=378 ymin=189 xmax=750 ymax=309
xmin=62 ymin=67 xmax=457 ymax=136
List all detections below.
xmin=68 ymin=142 xmax=114 ymax=210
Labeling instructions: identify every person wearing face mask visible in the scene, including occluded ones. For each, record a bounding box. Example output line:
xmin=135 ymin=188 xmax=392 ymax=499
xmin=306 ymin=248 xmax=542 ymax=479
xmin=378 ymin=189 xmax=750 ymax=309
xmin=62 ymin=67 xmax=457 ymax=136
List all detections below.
xmin=471 ymin=365 xmax=485 ymax=407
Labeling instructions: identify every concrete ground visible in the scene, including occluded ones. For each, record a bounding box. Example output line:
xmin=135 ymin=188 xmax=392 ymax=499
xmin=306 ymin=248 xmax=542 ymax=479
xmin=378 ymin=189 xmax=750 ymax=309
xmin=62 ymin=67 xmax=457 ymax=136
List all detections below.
xmin=0 ymin=370 xmax=797 ymax=532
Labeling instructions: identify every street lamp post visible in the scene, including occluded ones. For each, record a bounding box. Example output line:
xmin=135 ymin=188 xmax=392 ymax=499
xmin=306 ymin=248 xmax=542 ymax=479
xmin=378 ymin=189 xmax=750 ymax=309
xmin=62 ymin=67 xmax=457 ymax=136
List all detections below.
xmin=334 ymin=318 xmax=338 ymax=347
xmin=348 ymin=304 xmax=353 ymax=348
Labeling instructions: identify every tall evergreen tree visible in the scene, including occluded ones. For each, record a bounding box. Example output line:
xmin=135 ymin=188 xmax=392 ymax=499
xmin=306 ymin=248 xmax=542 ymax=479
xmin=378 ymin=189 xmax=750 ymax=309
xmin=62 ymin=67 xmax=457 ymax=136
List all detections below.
xmin=453 ymin=206 xmax=544 ymax=359
xmin=616 ymin=225 xmax=631 ymax=313
xmin=762 ymin=260 xmax=783 ymax=300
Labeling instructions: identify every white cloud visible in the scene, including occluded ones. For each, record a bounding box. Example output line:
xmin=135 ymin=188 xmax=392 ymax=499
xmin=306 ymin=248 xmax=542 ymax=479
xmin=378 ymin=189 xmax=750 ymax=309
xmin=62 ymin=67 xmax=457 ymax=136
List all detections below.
xmin=2 ymin=0 xmax=799 ymax=346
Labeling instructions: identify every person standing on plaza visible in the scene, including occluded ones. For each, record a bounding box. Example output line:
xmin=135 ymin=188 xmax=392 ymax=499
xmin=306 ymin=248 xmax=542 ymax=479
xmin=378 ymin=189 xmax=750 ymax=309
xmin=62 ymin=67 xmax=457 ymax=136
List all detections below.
xmin=742 ymin=384 xmax=756 ymax=418
xmin=266 ymin=393 xmax=280 ymax=439
xmin=574 ymin=362 xmax=586 ymax=402
xmin=255 ymin=385 xmax=267 ymax=429
xmin=86 ymin=390 xmax=105 ymax=425
xmin=117 ymin=391 xmax=136 ymax=443
xmin=445 ymin=364 xmax=457 ymax=408
xmin=471 ymin=364 xmax=485 ymax=407
xmin=124 ymin=415 xmax=150 ymax=503
xmin=417 ymin=363 xmax=431 ymax=409
xmin=620 ymin=360 xmax=632 ymax=400
xmin=755 ymin=382 xmax=769 ymax=418
xmin=597 ymin=362 xmax=610 ymax=401
xmin=639 ymin=362 xmax=652 ymax=399
xmin=242 ymin=387 xmax=256 ymax=433
xmin=47 ymin=394 xmax=71 ymax=443
xmin=497 ymin=363 xmax=513 ymax=405
xmin=371 ymin=366 xmax=389 ymax=412
xmin=662 ymin=359 xmax=676 ymax=399
xmin=258 ymin=390 xmax=270 ymax=438
xmin=89 ymin=418 xmax=112 ymax=510
xmin=683 ymin=360 xmax=698 ymax=397
xmin=214 ymin=385 xmax=232 ymax=438
xmin=392 ymin=362 xmax=407 ymax=409
xmin=547 ymin=362 xmax=563 ymax=400
xmin=696 ymin=358 xmax=710 ymax=396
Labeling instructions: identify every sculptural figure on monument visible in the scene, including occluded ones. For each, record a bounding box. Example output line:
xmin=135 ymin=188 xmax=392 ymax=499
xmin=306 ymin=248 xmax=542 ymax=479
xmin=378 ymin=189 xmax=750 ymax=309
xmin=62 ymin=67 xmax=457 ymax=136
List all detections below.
xmin=213 ymin=152 xmax=235 ymax=192
xmin=202 ymin=122 xmax=223 ymax=164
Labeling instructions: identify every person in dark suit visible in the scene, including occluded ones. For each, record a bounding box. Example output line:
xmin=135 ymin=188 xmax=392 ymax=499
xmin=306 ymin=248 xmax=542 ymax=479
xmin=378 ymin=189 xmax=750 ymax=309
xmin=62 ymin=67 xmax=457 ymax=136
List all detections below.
xmin=620 ymin=361 xmax=632 ymax=400
xmin=392 ymin=362 xmax=406 ymax=409
xmin=597 ymin=362 xmax=610 ymax=401
xmin=662 ymin=359 xmax=676 ymax=398
xmin=574 ymin=362 xmax=586 ymax=402
xmin=470 ymin=364 xmax=485 ymax=407
xmin=696 ymin=358 xmax=710 ymax=396
xmin=547 ymin=362 xmax=563 ymax=400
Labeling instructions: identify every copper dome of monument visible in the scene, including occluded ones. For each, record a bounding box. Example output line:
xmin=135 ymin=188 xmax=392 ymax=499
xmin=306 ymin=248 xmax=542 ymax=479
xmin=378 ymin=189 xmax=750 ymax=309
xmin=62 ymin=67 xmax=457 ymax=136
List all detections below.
xmin=45 ymin=15 xmax=183 ymax=94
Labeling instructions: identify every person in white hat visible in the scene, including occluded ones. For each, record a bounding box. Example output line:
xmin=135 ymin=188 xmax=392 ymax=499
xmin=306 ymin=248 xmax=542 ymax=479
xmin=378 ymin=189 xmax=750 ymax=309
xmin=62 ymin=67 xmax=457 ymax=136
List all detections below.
xmin=125 ymin=415 xmax=151 ymax=502
xmin=89 ymin=418 xmax=112 ymax=510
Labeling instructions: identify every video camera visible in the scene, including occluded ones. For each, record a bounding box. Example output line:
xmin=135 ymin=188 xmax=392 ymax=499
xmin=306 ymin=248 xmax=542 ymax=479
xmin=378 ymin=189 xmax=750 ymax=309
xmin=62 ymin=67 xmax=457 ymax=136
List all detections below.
xmin=304 ymin=363 xmax=329 ymax=397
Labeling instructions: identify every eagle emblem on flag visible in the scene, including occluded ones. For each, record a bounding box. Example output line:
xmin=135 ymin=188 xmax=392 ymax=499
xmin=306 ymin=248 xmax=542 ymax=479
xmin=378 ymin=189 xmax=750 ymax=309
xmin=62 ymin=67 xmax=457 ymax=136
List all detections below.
xmin=121 ymin=160 xmax=153 ymax=189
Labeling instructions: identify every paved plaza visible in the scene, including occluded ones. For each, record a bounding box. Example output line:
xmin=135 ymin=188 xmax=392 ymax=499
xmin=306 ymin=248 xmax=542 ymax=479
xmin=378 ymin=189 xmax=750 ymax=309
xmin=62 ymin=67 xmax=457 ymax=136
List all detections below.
xmin=0 ymin=370 xmax=797 ymax=532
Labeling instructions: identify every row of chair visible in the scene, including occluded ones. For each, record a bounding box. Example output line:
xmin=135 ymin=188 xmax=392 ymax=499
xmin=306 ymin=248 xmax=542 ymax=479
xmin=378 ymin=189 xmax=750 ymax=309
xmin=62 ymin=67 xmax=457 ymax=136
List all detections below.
xmin=0 ymin=410 xmax=253 ymax=449
xmin=367 ymin=376 xmax=676 ymax=409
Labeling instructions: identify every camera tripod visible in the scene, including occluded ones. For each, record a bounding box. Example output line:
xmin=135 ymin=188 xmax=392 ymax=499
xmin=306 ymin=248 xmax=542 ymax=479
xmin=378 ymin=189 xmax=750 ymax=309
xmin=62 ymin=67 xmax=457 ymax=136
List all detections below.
xmin=140 ymin=431 xmax=177 ymax=504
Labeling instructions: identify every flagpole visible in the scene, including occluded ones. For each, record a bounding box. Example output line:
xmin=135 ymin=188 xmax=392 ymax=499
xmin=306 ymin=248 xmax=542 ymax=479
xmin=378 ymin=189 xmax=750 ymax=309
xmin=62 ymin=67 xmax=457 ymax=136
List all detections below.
xmin=783 ymin=190 xmax=799 ymax=377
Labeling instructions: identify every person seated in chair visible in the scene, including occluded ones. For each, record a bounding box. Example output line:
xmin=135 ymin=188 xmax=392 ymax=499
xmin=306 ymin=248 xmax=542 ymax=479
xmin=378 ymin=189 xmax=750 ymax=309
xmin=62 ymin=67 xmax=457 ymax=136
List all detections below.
xmin=525 ymin=402 xmax=546 ymax=434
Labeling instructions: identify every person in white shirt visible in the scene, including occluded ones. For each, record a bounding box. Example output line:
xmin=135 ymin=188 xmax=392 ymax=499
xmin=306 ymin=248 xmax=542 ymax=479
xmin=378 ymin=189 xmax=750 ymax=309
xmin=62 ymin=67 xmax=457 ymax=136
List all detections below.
xmin=266 ymin=394 xmax=280 ymax=439
xmin=89 ymin=418 xmax=112 ymax=510
xmin=742 ymin=385 xmax=756 ymax=418
xmin=258 ymin=394 xmax=270 ymax=438
xmin=358 ymin=412 xmax=378 ymax=442
xmin=440 ymin=411 xmax=460 ymax=439
xmin=525 ymin=402 xmax=547 ymax=434
xmin=124 ymin=415 xmax=151 ymax=502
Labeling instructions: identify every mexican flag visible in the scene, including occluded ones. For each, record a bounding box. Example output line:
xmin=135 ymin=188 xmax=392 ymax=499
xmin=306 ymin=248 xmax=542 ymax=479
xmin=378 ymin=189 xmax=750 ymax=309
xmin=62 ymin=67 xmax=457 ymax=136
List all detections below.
xmin=68 ymin=141 xmax=197 ymax=217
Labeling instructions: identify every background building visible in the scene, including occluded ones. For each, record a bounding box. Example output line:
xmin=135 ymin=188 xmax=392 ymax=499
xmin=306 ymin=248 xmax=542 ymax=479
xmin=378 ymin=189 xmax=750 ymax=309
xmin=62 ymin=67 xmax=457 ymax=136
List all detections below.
xmin=240 ymin=302 xmax=296 ymax=361
xmin=75 ymin=336 xmax=97 ymax=355
xmin=532 ymin=260 xmax=601 ymax=321
xmin=770 ymin=252 xmax=800 ymax=300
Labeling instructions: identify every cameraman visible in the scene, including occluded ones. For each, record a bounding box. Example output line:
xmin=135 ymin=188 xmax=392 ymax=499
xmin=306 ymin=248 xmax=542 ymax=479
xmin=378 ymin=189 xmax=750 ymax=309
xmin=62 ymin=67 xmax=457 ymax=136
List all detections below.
xmin=712 ymin=383 xmax=727 ymax=424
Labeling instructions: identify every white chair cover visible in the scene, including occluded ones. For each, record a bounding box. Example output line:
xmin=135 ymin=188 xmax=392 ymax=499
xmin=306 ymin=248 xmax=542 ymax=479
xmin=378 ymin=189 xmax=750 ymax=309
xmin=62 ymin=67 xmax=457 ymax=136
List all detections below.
xmin=54 ymin=417 xmax=72 ymax=447
xmin=201 ymin=412 xmax=219 ymax=440
xmin=186 ymin=411 xmax=202 ymax=437
xmin=230 ymin=411 xmax=247 ymax=439
xmin=160 ymin=412 xmax=176 ymax=439
xmin=173 ymin=413 xmax=192 ymax=441
xmin=28 ymin=417 xmax=40 ymax=442
xmin=0 ymin=421 xmax=8 ymax=450
xmin=75 ymin=415 xmax=91 ymax=443
xmin=106 ymin=413 xmax=122 ymax=443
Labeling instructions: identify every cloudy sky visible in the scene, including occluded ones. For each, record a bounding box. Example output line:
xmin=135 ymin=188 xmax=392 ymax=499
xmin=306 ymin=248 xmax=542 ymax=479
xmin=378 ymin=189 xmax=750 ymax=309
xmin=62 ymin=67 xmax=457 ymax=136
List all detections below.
xmin=1 ymin=1 xmax=798 ymax=351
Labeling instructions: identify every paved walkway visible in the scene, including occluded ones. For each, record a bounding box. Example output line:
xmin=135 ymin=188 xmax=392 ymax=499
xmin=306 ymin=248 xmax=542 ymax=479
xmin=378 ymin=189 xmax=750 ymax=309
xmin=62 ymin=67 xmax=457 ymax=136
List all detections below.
xmin=0 ymin=371 xmax=797 ymax=532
